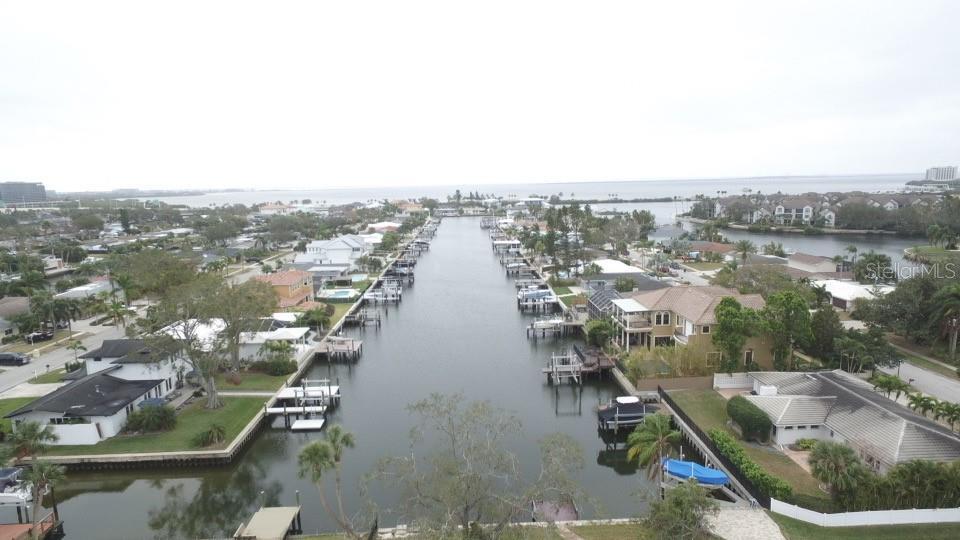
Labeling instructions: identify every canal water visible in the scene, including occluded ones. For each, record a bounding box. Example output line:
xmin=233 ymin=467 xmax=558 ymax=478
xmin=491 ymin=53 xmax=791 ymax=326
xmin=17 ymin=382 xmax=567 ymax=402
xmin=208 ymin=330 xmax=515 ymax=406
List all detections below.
xmin=32 ymin=217 xmax=645 ymax=539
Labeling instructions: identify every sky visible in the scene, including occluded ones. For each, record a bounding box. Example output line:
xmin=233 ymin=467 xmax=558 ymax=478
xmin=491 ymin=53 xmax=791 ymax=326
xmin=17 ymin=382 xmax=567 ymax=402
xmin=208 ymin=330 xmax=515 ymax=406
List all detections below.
xmin=1 ymin=1 xmax=958 ymax=192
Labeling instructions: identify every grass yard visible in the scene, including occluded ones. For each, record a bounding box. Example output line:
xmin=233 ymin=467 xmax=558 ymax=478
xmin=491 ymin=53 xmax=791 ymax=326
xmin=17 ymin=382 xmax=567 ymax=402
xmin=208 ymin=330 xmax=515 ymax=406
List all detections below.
xmin=684 ymin=261 xmax=724 ymax=271
xmin=571 ymin=522 xmax=653 ymax=539
xmin=560 ymin=294 xmax=587 ymax=308
xmin=28 ymin=368 xmax=66 ymax=384
xmin=901 ymin=352 xmax=958 ymax=379
xmin=215 ymin=370 xmax=288 ymax=391
xmin=669 ymin=389 xmax=828 ymax=503
xmin=771 ymin=513 xmax=960 ymax=540
xmin=0 ymin=397 xmax=35 ymax=434
xmin=551 ymin=286 xmax=573 ymax=296
xmin=328 ymin=303 xmax=353 ymax=330
xmin=909 ymin=245 xmax=960 ymax=264
xmin=44 ymin=397 xmax=266 ymax=455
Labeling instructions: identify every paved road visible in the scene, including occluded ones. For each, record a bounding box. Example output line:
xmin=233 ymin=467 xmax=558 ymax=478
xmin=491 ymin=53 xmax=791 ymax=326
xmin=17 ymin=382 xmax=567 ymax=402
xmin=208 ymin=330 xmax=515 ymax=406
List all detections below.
xmin=0 ymin=314 xmax=134 ymax=396
xmin=880 ymin=362 xmax=960 ymax=403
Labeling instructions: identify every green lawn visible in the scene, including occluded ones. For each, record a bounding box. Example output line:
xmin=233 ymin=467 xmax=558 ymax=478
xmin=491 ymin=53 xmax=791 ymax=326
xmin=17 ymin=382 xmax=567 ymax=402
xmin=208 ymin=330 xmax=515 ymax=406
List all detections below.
xmin=571 ymin=522 xmax=653 ymax=539
xmin=44 ymin=397 xmax=266 ymax=455
xmin=669 ymin=389 xmax=828 ymax=503
xmin=328 ymin=303 xmax=353 ymax=330
xmin=909 ymin=245 xmax=960 ymax=264
xmin=901 ymin=352 xmax=958 ymax=379
xmin=771 ymin=513 xmax=960 ymax=540
xmin=560 ymin=294 xmax=587 ymax=308
xmin=0 ymin=397 xmax=35 ymax=434
xmin=28 ymin=368 xmax=66 ymax=384
xmin=685 ymin=262 xmax=724 ymax=271
xmin=214 ymin=371 xmax=288 ymax=391
xmin=552 ymin=286 xmax=573 ymax=296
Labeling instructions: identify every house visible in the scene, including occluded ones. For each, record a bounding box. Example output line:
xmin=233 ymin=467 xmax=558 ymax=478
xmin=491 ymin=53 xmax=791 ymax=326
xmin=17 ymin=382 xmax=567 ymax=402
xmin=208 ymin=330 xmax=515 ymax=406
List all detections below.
xmin=744 ymin=370 xmax=960 ymax=472
xmin=787 ymin=253 xmax=842 ymax=274
xmin=5 ymin=338 xmax=184 ymax=446
xmin=54 ymin=278 xmax=119 ymax=301
xmin=254 ymin=270 xmax=313 ymax=308
xmin=238 ymin=327 xmax=313 ymax=361
xmin=0 ymin=296 xmax=30 ymax=337
xmin=162 ymin=318 xmax=315 ymax=364
xmin=812 ymin=279 xmax=895 ymax=311
xmin=589 ymin=259 xmax=664 ymax=289
xmin=297 ymin=235 xmax=369 ymax=269
xmin=364 ymin=221 xmax=401 ymax=233
xmin=611 ymin=286 xmax=774 ymax=368
xmin=258 ymin=203 xmax=294 ymax=216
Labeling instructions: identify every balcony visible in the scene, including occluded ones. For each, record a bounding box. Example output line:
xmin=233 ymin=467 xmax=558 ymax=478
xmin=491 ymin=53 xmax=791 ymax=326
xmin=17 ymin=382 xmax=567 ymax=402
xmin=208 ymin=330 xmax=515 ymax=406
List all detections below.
xmin=673 ymin=330 xmax=690 ymax=345
xmin=617 ymin=316 xmax=652 ymax=331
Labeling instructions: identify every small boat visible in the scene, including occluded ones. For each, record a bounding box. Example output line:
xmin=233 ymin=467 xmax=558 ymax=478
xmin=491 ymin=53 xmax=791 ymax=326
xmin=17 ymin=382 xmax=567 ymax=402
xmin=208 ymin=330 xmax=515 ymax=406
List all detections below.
xmin=0 ymin=468 xmax=33 ymax=506
xmin=596 ymin=396 xmax=658 ymax=430
xmin=663 ymin=459 xmax=729 ymax=487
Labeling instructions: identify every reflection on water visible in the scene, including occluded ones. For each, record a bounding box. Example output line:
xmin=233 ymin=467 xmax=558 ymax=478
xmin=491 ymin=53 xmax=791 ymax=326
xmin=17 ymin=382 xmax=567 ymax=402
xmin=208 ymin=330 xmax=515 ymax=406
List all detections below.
xmin=52 ymin=218 xmax=649 ymax=539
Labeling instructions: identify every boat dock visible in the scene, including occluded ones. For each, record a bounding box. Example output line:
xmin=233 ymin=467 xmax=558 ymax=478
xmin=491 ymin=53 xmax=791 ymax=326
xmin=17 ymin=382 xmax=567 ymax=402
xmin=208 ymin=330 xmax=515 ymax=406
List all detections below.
xmin=317 ymin=336 xmax=363 ymax=361
xmin=526 ymin=316 xmax=579 ymax=339
xmin=234 ymin=505 xmax=302 ymax=539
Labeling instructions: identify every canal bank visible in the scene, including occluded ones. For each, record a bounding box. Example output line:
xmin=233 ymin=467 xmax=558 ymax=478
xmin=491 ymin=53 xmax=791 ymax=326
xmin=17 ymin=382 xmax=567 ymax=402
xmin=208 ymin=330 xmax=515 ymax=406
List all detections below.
xmin=32 ymin=217 xmax=647 ymax=539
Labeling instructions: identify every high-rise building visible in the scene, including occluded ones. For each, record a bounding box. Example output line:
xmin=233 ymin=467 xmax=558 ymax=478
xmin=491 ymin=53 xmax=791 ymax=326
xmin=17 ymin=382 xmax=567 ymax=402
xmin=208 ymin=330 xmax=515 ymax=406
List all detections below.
xmin=925 ymin=166 xmax=958 ymax=181
xmin=0 ymin=181 xmax=47 ymax=203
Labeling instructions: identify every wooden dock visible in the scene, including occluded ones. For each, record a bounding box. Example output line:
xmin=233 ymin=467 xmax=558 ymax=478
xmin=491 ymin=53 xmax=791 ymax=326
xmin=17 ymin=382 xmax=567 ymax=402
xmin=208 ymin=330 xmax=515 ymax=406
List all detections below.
xmin=317 ymin=336 xmax=363 ymax=361
xmin=234 ymin=505 xmax=302 ymax=539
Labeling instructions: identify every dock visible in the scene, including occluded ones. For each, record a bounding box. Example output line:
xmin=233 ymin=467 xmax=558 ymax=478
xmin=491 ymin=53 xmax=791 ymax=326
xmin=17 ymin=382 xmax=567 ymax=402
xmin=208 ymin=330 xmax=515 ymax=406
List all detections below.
xmin=317 ymin=336 xmax=363 ymax=361
xmin=234 ymin=505 xmax=302 ymax=540
xmin=542 ymin=349 xmax=584 ymax=385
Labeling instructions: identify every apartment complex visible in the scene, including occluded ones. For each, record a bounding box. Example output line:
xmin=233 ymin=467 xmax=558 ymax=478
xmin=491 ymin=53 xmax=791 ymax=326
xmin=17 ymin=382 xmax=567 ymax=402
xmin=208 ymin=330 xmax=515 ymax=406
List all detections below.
xmin=0 ymin=181 xmax=46 ymax=203
xmin=925 ymin=166 xmax=958 ymax=181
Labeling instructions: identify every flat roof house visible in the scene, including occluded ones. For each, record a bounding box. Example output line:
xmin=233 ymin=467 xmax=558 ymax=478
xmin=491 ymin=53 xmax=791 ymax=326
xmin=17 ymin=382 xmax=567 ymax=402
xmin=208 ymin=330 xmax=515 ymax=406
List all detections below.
xmin=745 ymin=371 xmax=960 ymax=473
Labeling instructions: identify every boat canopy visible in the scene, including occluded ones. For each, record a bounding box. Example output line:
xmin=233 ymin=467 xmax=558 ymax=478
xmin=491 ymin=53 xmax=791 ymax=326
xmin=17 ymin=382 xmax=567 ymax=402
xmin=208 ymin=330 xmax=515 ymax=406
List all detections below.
xmin=663 ymin=459 xmax=729 ymax=486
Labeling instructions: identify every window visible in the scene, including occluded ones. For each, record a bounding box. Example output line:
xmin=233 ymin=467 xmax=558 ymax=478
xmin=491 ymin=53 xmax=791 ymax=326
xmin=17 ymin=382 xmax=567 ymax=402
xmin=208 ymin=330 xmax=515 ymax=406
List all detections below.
xmin=743 ymin=349 xmax=754 ymax=366
xmin=784 ymin=426 xmax=794 ymax=430
xmin=701 ymin=325 xmax=710 ymax=334
xmin=798 ymin=425 xmax=807 ymax=430
xmin=706 ymin=351 xmax=722 ymax=367
xmin=655 ymin=312 xmax=671 ymax=325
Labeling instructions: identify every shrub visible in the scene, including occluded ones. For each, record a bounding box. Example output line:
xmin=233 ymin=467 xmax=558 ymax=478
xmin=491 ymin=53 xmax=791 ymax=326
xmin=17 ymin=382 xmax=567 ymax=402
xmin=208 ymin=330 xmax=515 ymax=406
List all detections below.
xmin=256 ymin=358 xmax=297 ymax=376
xmin=614 ymin=277 xmax=637 ymax=292
xmin=192 ymin=424 xmax=227 ymax=447
xmin=795 ymin=438 xmax=818 ymax=451
xmin=225 ymin=371 xmax=242 ymax=386
xmin=125 ymin=405 xmax=176 ymax=433
xmin=726 ymin=396 xmax=772 ymax=442
xmin=548 ymin=276 xmax=577 ymax=287
xmin=585 ymin=320 xmax=614 ymax=347
xmin=709 ymin=429 xmax=792 ymax=500
xmin=64 ymin=360 xmax=83 ymax=373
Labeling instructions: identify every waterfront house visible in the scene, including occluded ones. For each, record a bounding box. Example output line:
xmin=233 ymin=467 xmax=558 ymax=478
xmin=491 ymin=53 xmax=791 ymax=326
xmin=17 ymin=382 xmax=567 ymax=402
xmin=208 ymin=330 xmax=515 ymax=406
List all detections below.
xmin=5 ymin=370 xmax=165 ymax=445
xmin=298 ymin=235 xmax=369 ymax=269
xmin=254 ymin=270 xmax=313 ymax=308
xmin=744 ymin=370 xmax=960 ymax=473
xmin=5 ymin=338 xmax=184 ymax=446
xmin=589 ymin=259 xmax=664 ymax=289
xmin=612 ymin=286 xmax=774 ymax=368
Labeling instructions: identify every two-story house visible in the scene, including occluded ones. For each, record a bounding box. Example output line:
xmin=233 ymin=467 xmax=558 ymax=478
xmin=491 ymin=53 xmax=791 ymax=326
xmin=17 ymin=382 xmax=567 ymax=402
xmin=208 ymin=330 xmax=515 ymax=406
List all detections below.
xmin=609 ymin=286 xmax=774 ymax=368
xmin=296 ymin=235 xmax=369 ymax=269
xmin=254 ymin=270 xmax=312 ymax=308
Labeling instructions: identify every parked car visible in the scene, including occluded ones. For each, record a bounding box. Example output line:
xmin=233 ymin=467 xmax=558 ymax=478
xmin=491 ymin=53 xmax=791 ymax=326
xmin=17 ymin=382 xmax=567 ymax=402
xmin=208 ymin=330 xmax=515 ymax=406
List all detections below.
xmin=24 ymin=331 xmax=54 ymax=344
xmin=0 ymin=353 xmax=29 ymax=366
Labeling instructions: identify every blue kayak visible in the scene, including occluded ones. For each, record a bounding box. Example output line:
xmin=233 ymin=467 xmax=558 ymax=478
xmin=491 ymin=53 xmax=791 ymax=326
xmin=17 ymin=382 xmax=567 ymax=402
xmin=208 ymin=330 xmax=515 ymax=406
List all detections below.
xmin=663 ymin=459 xmax=729 ymax=486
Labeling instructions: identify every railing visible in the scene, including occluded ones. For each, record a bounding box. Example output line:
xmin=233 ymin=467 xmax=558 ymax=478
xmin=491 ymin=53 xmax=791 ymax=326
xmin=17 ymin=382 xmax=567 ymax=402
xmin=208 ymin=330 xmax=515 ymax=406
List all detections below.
xmin=658 ymin=385 xmax=772 ymax=509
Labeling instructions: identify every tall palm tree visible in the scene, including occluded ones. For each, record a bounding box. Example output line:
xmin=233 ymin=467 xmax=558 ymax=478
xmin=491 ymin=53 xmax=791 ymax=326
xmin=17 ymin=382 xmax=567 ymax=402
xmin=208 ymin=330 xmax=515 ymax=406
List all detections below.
xmin=930 ymin=284 xmax=960 ymax=360
xmin=24 ymin=460 xmax=66 ymax=540
xmin=300 ymin=307 xmax=331 ymax=335
xmin=733 ymin=240 xmax=756 ymax=265
xmin=845 ymin=245 xmax=858 ymax=265
xmin=106 ymin=300 xmax=132 ymax=328
xmin=808 ymin=441 xmax=863 ymax=504
xmin=626 ymin=414 xmax=680 ymax=488
xmin=10 ymin=421 xmax=59 ymax=461
xmin=298 ymin=425 xmax=358 ymax=538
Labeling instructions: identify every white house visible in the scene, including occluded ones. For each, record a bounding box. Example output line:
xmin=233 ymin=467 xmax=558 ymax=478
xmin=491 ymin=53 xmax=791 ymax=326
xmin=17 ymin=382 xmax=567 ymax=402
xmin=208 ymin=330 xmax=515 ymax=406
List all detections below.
xmin=744 ymin=371 xmax=960 ymax=473
xmin=787 ymin=253 xmax=841 ymax=274
xmin=813 ymin=279 xmax=895 ymax=311
xmin=297 ymin=235 xmax=369 ymax=268
xmin=5 ymin=339 xmax=184 ymax=446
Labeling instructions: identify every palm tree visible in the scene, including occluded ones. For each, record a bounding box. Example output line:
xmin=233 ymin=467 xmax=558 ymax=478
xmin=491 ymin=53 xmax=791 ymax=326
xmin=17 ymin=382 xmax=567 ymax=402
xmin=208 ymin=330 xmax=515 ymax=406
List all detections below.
xmin=106 ymin=300 xmax=132 ymax=328
xmin=845 ymin=245 xmax=858 ymax=265
xmin=733 ymin=240 xmax=756 ymax=265
xmin=908 ymin=392 xmax=925 ymax=413
xmin=626 ymin=414 xmax=680 ymax=488
xmin=930 ymin=284 xmax=960 ymax=360
xmin=10 ymin=421 xmax=59 ymax=461
xmin=300 ymin=307 xmax=331 ymax=335
xmin=24 ymin=460 xmax=66 ymax=539
xmin=808 ymin=441 xmax=863 ymax=504
xmin=65 ymin=339 xmax=87 ymax=364
xmin=298 ymin=425 xmax=358 ymax=538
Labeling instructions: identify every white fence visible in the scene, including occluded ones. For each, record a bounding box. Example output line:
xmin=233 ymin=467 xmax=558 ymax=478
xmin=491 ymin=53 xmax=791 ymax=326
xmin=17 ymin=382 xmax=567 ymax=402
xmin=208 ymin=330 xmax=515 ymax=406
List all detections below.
xmin=713 ymin=372 xmax=752 ymax=390
xmin=770 ymin=498 xmax=960 ymax=527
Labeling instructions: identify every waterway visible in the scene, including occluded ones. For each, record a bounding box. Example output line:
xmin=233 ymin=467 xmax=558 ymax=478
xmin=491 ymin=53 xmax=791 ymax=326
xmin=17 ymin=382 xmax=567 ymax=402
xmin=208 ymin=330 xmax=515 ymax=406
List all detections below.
xmin=26 ymin=217 xmax=645 ymax=539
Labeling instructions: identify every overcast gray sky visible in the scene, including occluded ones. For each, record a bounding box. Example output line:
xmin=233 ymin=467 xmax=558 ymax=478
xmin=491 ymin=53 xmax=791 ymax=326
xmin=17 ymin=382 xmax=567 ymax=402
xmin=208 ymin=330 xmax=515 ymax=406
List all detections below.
xmin=1 ymin=1 xmax=958 ymax=192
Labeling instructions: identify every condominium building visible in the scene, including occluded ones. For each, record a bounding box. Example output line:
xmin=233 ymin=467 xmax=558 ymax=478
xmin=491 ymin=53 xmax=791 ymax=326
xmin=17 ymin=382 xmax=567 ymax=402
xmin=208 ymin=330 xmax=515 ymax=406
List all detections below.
xmin=925 ymin=166 xmax=958 ymax=181
xmin=0 ymin=181 xmax=46 ymax=203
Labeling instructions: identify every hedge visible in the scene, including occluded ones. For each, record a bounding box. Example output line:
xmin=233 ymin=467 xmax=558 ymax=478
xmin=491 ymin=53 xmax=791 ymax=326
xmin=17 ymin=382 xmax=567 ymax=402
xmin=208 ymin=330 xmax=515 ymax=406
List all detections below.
xmin=708 ymin=428 xmax=792 ymax=500
xmin=727 ymin=395 xmax=772 ymax=442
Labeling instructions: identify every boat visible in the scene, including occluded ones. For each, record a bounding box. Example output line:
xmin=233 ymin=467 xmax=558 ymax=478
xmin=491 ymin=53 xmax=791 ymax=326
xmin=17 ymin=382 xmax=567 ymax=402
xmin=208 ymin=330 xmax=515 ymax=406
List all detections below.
xmin=0 ymin=468 xmax=33 ymax=506
xmin=662 ymin=459 xmax=729 ymax=487
xmin=596 ymin=396 xmax=658 ymax=430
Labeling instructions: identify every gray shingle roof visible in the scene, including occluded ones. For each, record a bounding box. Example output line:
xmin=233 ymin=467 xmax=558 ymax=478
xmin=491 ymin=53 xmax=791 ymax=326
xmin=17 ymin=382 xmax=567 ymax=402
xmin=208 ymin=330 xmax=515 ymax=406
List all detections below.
xmin=5 ymin=368 xmax=161 ymax=418
xmin=747 ymin=370 xmax=960 ymax=468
